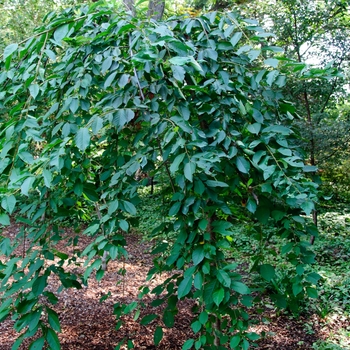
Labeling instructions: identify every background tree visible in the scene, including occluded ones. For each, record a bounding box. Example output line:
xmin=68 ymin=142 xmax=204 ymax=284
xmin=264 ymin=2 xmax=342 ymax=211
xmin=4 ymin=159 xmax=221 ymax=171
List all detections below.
xmin=0 ymin=0 xmax=89 ymax=49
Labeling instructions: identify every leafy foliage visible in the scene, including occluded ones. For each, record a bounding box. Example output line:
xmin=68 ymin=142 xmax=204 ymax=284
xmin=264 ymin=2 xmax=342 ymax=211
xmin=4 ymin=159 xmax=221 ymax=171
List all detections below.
xmin=0 ymin=0 xmax=88 ymax=50
xmin=0 ymin=3 xmax=320 ymax=348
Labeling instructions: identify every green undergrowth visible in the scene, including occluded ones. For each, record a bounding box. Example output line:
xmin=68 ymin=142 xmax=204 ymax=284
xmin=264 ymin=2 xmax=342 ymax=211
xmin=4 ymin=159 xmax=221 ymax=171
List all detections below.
xmin=135 ymin=191 xmax=350 ymax=348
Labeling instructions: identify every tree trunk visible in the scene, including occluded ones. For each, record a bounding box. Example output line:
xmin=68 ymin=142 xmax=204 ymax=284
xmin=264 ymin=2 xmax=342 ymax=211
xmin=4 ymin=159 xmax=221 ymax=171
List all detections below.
xmin=147 ymin=0 xmax=165 ymax=20
xmin=123 ymin=0 xmax=136 ymax=16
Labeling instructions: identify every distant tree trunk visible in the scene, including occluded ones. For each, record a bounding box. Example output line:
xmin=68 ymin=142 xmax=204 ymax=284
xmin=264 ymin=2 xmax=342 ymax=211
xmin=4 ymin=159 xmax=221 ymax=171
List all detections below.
xmin=123 ymin=0 xmax=136 ymax=16
xmin=147 ymin=0 xmax=165 ymax=20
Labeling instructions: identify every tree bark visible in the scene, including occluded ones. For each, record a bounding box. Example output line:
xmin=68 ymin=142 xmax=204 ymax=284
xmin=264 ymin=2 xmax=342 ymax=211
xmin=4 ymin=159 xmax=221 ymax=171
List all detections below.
xmin=147 ymin=0 xmax=165 ymax=20
xmin=123 ymin=0 xmax=136 ymax=16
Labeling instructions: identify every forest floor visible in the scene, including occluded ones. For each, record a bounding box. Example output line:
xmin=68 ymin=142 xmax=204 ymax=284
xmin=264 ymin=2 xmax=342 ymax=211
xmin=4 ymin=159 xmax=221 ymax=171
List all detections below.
xmin=0 ymin=224 xmax=349 ymax=350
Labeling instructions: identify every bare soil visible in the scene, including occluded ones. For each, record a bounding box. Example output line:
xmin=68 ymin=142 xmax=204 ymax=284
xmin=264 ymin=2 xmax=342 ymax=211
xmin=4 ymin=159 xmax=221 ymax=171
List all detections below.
xmin=0 ymin=224 xmax=348 ymax=349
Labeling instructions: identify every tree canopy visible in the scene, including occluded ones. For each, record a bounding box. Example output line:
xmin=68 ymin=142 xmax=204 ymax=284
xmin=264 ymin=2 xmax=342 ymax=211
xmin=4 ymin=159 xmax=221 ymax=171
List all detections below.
xmin=0 ymin=1 xmax=327 ymax=349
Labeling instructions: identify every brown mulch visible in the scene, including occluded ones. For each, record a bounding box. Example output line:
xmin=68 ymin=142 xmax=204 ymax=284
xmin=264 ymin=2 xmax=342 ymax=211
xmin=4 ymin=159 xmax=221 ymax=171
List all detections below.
xmin=0 ymin=224 xmax=349 ymax=349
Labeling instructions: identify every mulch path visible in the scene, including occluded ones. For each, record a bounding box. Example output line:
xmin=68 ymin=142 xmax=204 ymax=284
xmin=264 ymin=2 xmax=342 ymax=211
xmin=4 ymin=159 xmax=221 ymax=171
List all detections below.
xmin=0 ymin=224 xmax=348 ymax=349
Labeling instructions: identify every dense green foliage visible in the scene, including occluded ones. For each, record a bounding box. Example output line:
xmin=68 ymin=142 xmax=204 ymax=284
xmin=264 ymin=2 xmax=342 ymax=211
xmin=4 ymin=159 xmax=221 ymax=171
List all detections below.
xmin=186 ymin=0 xmax=350 ymax=198
xmin=138 ymin=192 xmax=350 ymax=349
xmin=0 ymin=2 xmax=332 ymax=349
xmin=0 ymin=0 xmax=88 ymax=50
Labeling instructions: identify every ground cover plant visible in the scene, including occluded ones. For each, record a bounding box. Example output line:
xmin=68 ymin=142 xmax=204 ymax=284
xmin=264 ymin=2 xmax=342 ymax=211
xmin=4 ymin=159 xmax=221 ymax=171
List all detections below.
xmin=0 ymin=2 xmax=343 ymax=349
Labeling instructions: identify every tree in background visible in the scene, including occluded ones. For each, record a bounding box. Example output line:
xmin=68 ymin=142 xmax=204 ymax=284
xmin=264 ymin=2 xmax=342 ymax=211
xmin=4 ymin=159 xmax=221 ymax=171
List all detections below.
xmin=0 ymin=0 xmax=89 ymax=49
xmin=261 ymin=0 xmax=350 ymax=201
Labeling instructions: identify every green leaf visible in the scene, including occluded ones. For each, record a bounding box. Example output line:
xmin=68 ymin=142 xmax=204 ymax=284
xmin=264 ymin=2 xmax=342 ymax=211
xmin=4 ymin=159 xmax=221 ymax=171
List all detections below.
xmin=83 ymin=223 xmax=99 ymax=235
xmin=29 ymin=309 xmax=41 ymax=331
xmin=194 ymin=272 xmax=203 ymax=290
xmin=217 ymin=269 xmax=231 ymax=287
xmin=91 ymin=116 xmax=103 ymax=135
xmin=163 ymin=310 xmax=174 ymax=327
xmin=192 ymin=247 xmax=204 ymax=265
xmin=252 ymin=150 xmax=266 ymax=164
xmin=306 ymin=272 xmax=321 ymax=285
xmin=124 ymin=301 xmax=138 ymax=314
xmin=104 ymin=71 xmax=118 ymax=89
xmin=248 ymin=49 xmax=261 ymax=61
xmin=184 ymin=162 xmax=195 ymax=182
xmin=266 ymin=70 xmax=279 ymax=86
xmin=303 ymin=165 xmax=317 ymax=172
xmin=260 ymin=264 xmax=275 ymax=281
xmin=262 ymin=125 xmax=291 ymax=135
xmin=264 ymin=58 xmax=279 ymax=68
xmin=119 ymin=219 xmax=129 ymax=232
xmin=261 ymin=165 xmax=276 ymax=180
xmin=4 ymin=43 xmax=18 ymax=59
xmin=252 ymin=109 xmax=263 ymax=123
xmin=29 ymin=84 xmax=40 ymax=99
xmin=171 ymin=65 xmax=186 ymax=82
xmin=118 ymin=74 xmax=130 ymax=88
xmin=169 ymin=202 xmax=181 ymax=216
xmin=264 ymin=46 xmax=284 ymax=52
xmin=231 ymin=281 xmax=250 ymax=295
xmin=246 ymin=197 xmax=257 ymax=213
xmin=47 ymin=308 xmax=61 ymax=332
xmin=178 ymin=275 xmax=193 ymax=299
xmin=306 ymin=287 xmax=318 ymax=299
xmin=296 ymin=265 xmax=305 ymax=276
xmin=281 ymin=242 xmax=294 ymax=255
xmin=212 ymin=221 xmax=233 ymax=235
xmin=43 ymin=169 xmax=52 ymax=188
xmin=242 ymin=339 xmax=249 ymax=350
xmin=169 ymin=56 xmax=191 ymax=66
xmin=29 ymin=337 xmax=45 ymax=350
xmin=21 ymin=177 xmax=35 ymax=196
xmin=170 ymin=153 xmax=186 ymax=173
xmin=198 ymin=219 xmax=208 ymax=230
xmin=32 ymin=276 xmax=47 ymax=296
xmin=1 ymin=195 xmax=16 ymax=214
xmin=123 ymin=201 xmax=136 ymax=216
xmin=113 ymin=109 xmax=134 ymax=129
xmin=47 ymin=328 xmax=61 ymax=350
xmin=140 ymin=313 xmax=157 ymax=325
xmin=206 ymin=180 xmax=228 ymax=188
xmin=75 ymin=128 xmax=90 ymax=151
xmin=178 ymin=103 xmax=190 ymax=121
xmin=212 ymin=287 xmax=224 ymax=306
xmin=278 ymin=148 xmax=292 ymax=157
xmin=0 ymin=213 xmax=11 ymax=226
xmin=247 ymin=332 xmax=260 ymax=341
xmin=292 ymin=283 xmax=303 ymax=296
xmin=108 ymin=200 xmax=119 ymax=215
xmin=54 ymin=24 xmax=69 ymax=44
xmin=230 ymin=32 xmax=242 ymax=48
xmin=191 ymin=320 xmax=202 ymax=334
xmin=230 ymin=335 xmax=241 ymax=348
xmin=154 ymin=326 xmax=163 ymax=345
xmin=236 ymin=156 xmax=250 ymax=174
xmin=301 ymin=201 xmax=314 ymax=216
xmin=182 ymin=339 xmax=194 ymax=350
xmin=247 ymin=123 xmax=261 ymax=135
xmin=109 ymin=246 xmax=118 ymax=260
xmin=199 ymin=311 xmax=208 ymax=325
xmin=101 ymin=56 xmax=113 ymax=73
